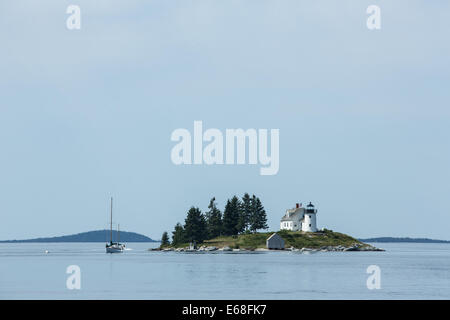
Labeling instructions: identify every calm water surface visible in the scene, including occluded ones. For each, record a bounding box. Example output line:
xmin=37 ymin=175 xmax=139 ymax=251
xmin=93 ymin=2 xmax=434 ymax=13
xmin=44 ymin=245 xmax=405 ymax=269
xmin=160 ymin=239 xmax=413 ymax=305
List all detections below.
xmin=0 ymin=242 xmax=449 ymax=299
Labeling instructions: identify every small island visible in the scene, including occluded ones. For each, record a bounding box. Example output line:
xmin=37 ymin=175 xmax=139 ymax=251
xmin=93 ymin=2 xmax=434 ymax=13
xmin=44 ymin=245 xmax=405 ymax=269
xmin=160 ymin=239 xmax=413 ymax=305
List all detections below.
xmin=153 ymin=194 xmax=384 ymax=253
xmin=153 ymin=229 xmax=383 ymax=252
xmin=0 ymin=230 xmax=156 ymax=243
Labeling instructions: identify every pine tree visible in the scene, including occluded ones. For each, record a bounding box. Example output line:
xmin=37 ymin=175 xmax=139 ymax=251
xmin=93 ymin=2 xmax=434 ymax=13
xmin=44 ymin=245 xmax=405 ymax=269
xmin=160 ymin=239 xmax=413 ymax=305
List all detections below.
xmin=172 ymin=223 xmax=186 ymax=245
xmin=222 ymin=196 xmax=242 ymax=236
xmin=161 ymin=231 xmax=170 ymax=247
xmin=238 ymin=193 xmax=252 ymax=233
xmin=205 ymin=197 xmax=222 ymax=239
xmin=249 ymin=195 xmax=269 ymax=233
xmin=222 ymin=199 xmax=233 ymax=236
xmin=184 ymin=207 xmax=207 ymax=243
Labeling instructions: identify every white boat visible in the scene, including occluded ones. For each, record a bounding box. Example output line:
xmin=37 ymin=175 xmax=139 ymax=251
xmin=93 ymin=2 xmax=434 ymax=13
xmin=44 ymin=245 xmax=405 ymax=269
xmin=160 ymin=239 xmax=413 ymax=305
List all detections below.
xmin=106 ymin=243 xmax=125 ymax=253
xmin=106 ymin=197 xmax=125 ymax=253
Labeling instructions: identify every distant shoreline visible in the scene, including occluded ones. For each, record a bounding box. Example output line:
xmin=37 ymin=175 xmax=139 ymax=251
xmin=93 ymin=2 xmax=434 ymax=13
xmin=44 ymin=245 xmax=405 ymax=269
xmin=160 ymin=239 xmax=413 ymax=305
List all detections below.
xmin=1 ymin=232 xmax=448 ymax=244
xmin=0 ymin=230 xmax=158 ymax=243
xmin=359 ymin=237 xmax=450 ymax=244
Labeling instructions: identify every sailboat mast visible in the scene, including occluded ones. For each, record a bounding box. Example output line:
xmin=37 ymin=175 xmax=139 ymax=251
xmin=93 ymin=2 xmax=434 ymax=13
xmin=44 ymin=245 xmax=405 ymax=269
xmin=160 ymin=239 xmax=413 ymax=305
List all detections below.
xmin=110 ymin=197 xmax=113 ymax=244
xmin=118 ymin=224 xmax=120 ymax=244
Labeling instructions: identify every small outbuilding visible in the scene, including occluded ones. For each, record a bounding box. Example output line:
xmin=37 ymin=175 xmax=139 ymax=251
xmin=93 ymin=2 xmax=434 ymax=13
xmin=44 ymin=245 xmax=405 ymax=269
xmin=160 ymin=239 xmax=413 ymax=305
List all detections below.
xmin=266 ymin=233 xmax=285 ymax=250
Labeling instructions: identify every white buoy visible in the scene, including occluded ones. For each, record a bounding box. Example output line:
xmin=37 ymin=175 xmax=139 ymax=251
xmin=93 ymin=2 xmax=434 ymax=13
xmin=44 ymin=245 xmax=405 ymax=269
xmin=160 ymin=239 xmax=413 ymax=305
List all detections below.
xmin=44 ymin=250 xmax=49 ymax=254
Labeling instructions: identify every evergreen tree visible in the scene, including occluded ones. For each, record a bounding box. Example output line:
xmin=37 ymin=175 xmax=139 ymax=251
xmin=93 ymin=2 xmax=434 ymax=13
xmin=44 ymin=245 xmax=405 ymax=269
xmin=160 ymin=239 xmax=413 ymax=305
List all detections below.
xmin=205 ymin=197 xmax=222 ymax=239
xmin=222 ymin=196 xmax=242 ymax=236
xmin=184 ymin=207 xmax=207 ymax=242
xmin=222 ymin=199 xmax=233 ymax=236
xmin=238 ymin=193 xmax=252 ymax=233
xmin=249 ymin=195 xmax=269 ymax=233
xmin=172 ymin=222 xmax=186 ymax=245
xmin=161 ymin=231 xmax=170 ymax=247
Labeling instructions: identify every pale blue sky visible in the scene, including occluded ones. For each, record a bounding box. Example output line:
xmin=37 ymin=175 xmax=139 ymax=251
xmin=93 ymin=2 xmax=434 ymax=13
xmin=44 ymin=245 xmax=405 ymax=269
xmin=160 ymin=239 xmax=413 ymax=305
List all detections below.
xmin=0 ymin=1 xmax=449 ymax=240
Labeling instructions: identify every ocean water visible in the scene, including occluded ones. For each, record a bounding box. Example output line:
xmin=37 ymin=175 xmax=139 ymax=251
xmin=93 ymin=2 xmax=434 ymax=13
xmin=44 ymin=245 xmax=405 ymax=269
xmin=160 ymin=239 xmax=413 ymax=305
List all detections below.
xmin=0 ymin=242 xmax=449 ymax=299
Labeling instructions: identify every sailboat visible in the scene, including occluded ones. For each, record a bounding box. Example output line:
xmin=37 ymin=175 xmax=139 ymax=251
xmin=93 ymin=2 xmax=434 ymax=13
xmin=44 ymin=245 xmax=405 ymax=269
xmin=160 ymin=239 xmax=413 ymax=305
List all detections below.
xmin=106 ymin=197 xmax=125 ymax=253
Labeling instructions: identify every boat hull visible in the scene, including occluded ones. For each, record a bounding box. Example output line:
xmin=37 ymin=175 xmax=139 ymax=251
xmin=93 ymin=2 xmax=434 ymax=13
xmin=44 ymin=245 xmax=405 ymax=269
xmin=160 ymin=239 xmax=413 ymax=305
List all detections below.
xmin=106 ymin=244 xmax=125 ymax=253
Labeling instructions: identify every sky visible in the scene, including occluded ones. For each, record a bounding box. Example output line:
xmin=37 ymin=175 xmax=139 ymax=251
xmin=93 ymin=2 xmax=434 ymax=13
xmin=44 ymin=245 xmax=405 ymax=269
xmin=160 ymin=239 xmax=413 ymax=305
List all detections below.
xmin=0 ymin=1 xmax=449 ymax=241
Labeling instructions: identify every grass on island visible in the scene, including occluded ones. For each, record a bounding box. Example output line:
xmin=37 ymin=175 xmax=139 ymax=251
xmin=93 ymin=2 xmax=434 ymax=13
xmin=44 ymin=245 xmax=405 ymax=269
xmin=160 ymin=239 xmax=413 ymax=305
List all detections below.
xmin=169 ymin=229 xmax=366 ymax=250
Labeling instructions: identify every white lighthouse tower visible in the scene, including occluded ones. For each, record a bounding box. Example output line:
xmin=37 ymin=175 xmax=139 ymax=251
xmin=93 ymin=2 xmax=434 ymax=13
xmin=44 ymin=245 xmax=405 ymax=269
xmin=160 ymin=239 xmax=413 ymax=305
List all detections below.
xmin=302 ymin=202 xmax=318 ymax=232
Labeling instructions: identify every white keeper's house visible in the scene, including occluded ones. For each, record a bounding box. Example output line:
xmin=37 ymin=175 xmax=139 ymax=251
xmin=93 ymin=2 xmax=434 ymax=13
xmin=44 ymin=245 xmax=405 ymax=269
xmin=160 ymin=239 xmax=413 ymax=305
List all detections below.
xmin=280 ymin=202 xmax=318 ymax=232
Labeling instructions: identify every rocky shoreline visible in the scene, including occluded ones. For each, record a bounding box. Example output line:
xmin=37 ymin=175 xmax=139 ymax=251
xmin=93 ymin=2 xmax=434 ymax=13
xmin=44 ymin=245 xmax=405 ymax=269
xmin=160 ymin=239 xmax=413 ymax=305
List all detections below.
xmin=150 ymin=243 xmax=385 ymax=253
